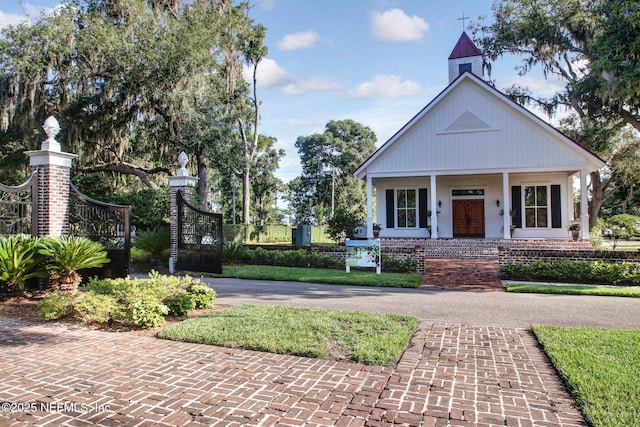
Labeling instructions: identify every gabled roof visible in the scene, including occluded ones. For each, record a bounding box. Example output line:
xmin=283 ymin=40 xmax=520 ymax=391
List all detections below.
xmin=353 ymin=71 xmax=605 ymax=179
xmin=448 ymin=32 xmax=482 ymax=60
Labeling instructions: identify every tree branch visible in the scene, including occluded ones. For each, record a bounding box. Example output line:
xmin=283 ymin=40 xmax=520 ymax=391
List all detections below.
xmin=76 ymin=163 xmax=170 ymax=188
xmin=619 ymin=108 xmax=640 ymax=133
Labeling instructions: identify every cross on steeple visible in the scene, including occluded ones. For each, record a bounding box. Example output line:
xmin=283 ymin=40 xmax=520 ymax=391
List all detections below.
xmin=458 ymin=13 xmax=469 ymax=31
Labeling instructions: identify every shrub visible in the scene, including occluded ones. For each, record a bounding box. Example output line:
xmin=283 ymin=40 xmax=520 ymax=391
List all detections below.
xmin=501 ymin=260 xmax=640 ymax=286
xmin=326 ymin=208 xmax=362 ymax=243
xmin=186 ymin=281 xmax=217 ymax=308
xmin=381 ymin=253 xmax=417 ymax=273
xmin=590 ymin=217 xmax=606 ymax=249
xmin=165 ymin=293 xmax=194 ymax=316
xmin=240 ymin=247 xmax=342 ymax=269
xmin=127 ymin=293 xmax=169 ymax=328
xmin=604 ymin=214 xmax=640 ymax=250
xmin=223 ymin=242 xmax=248 ymax=262
xmin=131 ymin=247 xmax=152 ymax=263
xmin=37 ymin=291 xmax=75 ymax=320
xmin=39 ymin=273 xmax=213 ymax=328
xmin=82 ymin=273 xmax=212 ymax=327
xmin=74 ymin=293 xmax=122 ymax=324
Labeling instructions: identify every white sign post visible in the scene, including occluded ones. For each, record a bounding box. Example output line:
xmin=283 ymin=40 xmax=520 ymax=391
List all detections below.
xmin=345 ymin=239 xmax=381 ymax=275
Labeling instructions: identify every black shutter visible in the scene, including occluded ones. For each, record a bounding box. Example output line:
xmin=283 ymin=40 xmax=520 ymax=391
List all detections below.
xmin=511 ymin=186 xmax=522 ymax=228
xmin=551 ymin=185 xmax=562 ymax=228
xmin=385 ymin=189 xmax=395 ymax=229
xmin=419 ymin=188 xmax=428 ymax=228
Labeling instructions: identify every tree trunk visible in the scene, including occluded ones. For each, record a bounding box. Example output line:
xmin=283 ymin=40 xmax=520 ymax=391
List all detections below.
xmin=242 ymin=168 xmax=250 ymax=224
xmin=197 ymin=151 xmax=209 ymax=210
xmin=51 ymin=272 xmax=81 ymax=294
xmin=589 ymin=171 xmax=604 ymax=229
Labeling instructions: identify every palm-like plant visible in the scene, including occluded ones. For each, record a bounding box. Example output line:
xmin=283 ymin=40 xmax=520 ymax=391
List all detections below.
xmin=41 ymin=236 xmax=110 ymax=293
xmin=134 ymin=226 xmax=170 ymax=264
xmin=0 ymin=235 xmax=48 ymax=293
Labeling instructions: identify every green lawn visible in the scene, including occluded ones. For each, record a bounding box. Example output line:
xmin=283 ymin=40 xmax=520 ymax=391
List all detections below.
xmin=158 ymin=304 xmax=418 ymax=365
xmin=532 ymin=325 xmax=640 ymax=426
xmin=506 ymin=283 xmax=640 ymax=298
xmin=212 ymin=265 xmax=421 ymax=288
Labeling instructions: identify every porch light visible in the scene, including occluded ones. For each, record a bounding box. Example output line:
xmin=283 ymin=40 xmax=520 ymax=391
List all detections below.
xmin=496 ymin=199 xmax=500 ymax=207
xmin=438 ymin=200 xmax=442 ymax=208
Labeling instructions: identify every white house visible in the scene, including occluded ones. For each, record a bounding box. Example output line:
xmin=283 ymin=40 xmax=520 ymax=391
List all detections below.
xmin=354 ymin=32 xmax=604 ymax=241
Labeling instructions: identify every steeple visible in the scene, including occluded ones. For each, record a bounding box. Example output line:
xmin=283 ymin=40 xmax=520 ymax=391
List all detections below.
xmin=448 ymin=32 xmax=483 ymax=83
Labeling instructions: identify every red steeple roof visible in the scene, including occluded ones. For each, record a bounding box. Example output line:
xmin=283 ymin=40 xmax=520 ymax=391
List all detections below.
xmin=448 ymin=32 xmax=482 ymax=60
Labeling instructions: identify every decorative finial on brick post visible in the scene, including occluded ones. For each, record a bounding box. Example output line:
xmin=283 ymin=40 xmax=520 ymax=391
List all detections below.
xmin=177 ymin=151 xmax=189 ymax=177
xmin=41 ymin=116 xmax=61 ymax=152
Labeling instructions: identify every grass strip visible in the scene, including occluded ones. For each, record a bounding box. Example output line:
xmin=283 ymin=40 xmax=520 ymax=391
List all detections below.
xmin=158 ymin=304 xmax=418 ymax=365
xmin=532 ymin=325 xmax=640 ymax=427
xmin=211 ymin=265 xmax=421 ymax=288
xmin=506 ymin=283 xmax=640 ymax=297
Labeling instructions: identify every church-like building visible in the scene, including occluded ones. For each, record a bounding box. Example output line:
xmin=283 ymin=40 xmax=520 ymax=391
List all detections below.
xmin=354 ymin=32 xmax=603 ymax=240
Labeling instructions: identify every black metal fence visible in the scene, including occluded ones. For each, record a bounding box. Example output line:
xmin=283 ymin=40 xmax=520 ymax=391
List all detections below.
xmin=68 ymin=182 xmax=131 ymax=279
xmin=0 ymin=172 xmax=37 ymax=236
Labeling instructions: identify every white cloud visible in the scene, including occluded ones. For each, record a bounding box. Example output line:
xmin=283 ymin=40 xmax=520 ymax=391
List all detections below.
xmin=258 ymin=0 xmax=276 ymax=11
xmin=0 ymin=3 xmax=61 ymax=29
xmin=284 ymin=118 xmax=316 ymax=127
xmin=350 ymin=74 xmax=422 ymax=99
xmin=277 ymin=30 xmax=320 ymax=51
xmin=0 ymin=11 xmax=28 ymax=28
xmin=244 ymin=58 xmax=295 ymax=88
xmin=282 ymin=76 xmax=342 ymax=95
xmin=371 ymin=9 xmax=429 ymax=42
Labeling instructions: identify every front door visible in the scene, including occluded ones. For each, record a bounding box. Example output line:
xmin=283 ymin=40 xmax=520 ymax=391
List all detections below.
xmin=452 ymin=199 xmax=485 ymax=238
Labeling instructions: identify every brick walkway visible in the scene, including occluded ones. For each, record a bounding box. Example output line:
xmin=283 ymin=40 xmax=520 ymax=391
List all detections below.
xmin=0 ymin=316 xmax=585 ymax=426
xmin=420 ymin=259 xmax=504 ymax=291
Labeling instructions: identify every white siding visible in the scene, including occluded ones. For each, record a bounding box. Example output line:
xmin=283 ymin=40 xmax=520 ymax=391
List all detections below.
xmin=448 ymin=56 xmax=483 ymax=83
xmin=363 ymin=77 xmax=598 ymax=177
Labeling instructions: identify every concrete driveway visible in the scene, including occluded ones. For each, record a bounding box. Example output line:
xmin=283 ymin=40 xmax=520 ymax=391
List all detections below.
xmin=204 ymin=277 xmax=640 ymax=329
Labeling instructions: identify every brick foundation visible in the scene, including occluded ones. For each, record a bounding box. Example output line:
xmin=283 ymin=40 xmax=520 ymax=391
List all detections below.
xmin=498 ymin=246 xmax=640 ymax=267
xmin=243 ymin=238 xmax=638 ymax=275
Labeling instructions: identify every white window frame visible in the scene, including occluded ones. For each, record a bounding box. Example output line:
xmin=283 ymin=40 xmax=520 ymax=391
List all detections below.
xmin=523 ymin=184 xmax=550 ymax=229
xmin=396 ymin=188 xmax=418 ymax=228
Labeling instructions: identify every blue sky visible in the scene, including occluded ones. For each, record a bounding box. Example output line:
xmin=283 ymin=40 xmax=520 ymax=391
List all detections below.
xmin=1 ymin=0 xmax=564 ymax=183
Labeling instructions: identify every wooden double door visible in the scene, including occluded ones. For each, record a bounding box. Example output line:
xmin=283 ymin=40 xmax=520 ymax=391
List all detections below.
xmin=452 ymin=199 xmax=485 ymax=238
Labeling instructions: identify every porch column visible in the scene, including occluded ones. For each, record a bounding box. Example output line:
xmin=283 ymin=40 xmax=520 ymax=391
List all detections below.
xmin=168 ymin=152 xmax=198 ymax=273
xmin=579 ymin=169 xmax=589 ymax=240
xmin=430 ymin=175 xmax=438 ymax=239
xmin=502 ymin=172 xmax=510 ymax=239
xmin=366 ymin=176 xmax=373 ymax=237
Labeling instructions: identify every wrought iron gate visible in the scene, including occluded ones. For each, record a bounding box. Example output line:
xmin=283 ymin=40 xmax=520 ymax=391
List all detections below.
xmin=68 ymin=182 xmax=131 ymax=278
xmin=176 ymin=190 xmax=223 ymax=273
xmin=0 ymin=172 xmax=37 ymax=236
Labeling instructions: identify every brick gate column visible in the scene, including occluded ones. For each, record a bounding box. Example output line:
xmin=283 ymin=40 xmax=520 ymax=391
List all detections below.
xmin=168 ymin=151 xmax=198 ymax=273
xmin=24 ymin=116 xmax=77 ymax=237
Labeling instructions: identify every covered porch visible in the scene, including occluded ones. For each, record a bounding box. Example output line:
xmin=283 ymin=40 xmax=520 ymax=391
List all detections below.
xmin=364 ymin=169 xmax=592 ymax=241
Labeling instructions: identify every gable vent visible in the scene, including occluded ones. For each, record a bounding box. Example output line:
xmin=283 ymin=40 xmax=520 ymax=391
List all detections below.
xmin=440 ymin=111 xmax=497 ymax=134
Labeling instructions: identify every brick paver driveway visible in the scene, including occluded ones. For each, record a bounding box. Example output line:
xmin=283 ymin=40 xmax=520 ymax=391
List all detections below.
xmin=0 ymin=315 xmax=584 ymax=426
